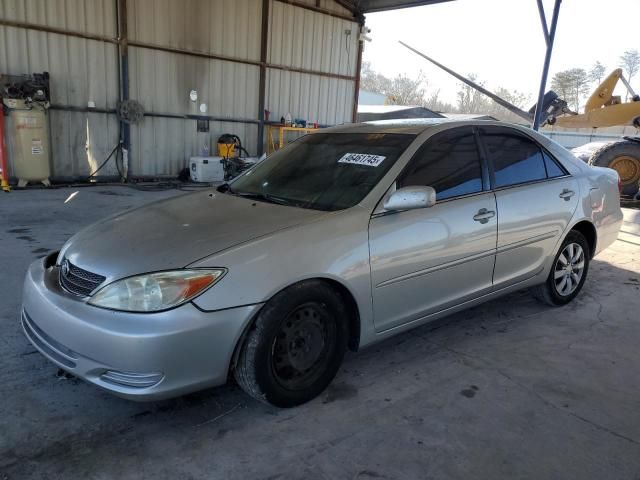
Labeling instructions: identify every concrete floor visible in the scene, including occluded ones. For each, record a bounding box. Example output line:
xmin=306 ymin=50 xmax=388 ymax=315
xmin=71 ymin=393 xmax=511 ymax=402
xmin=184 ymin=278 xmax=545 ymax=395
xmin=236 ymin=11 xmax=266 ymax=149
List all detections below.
xmin=1 ymin=186 xmax=640 ymax=480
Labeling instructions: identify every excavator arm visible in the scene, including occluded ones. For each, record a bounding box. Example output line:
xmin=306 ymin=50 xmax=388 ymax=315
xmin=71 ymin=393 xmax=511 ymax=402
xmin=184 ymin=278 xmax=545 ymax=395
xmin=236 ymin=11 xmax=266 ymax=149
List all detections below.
xmin=398 ymin=41 xmax=571 ymax=127
xmin=399 ymin=41 xmax=640 ymax=129
xmin=584 ymin=68 xmax=639 ymax=112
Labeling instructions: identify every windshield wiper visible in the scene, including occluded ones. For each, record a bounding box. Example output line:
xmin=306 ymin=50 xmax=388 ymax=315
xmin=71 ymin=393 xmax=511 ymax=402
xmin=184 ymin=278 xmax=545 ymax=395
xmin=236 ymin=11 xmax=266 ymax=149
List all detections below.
xmin=230 ymin=191 xmax=296 ymax=207
xmin=220 ymin=184 xmax=306 ymax=208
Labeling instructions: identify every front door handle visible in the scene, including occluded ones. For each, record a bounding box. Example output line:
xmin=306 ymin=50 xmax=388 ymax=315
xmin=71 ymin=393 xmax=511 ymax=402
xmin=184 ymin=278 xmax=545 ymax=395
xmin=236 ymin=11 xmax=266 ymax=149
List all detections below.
xmin=473 ymin=208 xmax=496 ymax=224
xmin=559 ymin=189 xmax=575 ymax=200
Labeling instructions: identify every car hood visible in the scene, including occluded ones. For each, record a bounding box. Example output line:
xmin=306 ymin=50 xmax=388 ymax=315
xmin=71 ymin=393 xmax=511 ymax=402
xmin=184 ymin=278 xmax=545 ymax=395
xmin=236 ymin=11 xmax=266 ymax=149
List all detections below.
xmin=59 ymin=190 xmax=327 ymax=281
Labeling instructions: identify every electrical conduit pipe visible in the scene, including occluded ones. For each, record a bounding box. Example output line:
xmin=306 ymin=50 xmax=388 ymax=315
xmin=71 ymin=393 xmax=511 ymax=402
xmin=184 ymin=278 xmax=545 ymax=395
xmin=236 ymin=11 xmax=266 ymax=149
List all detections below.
xmin=0 ymin=104 xmax=9 ymax=192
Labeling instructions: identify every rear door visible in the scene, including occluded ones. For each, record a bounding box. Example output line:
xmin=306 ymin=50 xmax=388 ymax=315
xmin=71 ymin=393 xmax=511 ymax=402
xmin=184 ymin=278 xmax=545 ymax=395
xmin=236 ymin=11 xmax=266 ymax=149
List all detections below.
xmin=369 ymin=126 xmax=498 ymax=332
xmin=480 ymin=127 xmax=579 ymax=287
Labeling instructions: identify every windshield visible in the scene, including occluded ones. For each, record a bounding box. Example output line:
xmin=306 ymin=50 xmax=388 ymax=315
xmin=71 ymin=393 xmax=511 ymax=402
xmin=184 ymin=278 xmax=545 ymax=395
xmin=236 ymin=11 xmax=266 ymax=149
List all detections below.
xmin=228 ymin=133 xmax=415 ymax=211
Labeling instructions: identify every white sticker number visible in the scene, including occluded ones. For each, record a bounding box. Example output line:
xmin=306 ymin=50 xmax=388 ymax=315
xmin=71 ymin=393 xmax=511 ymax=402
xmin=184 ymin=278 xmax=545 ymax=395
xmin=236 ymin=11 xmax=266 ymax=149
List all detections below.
xmin=338 ymin=153 xmax=386 ymax=167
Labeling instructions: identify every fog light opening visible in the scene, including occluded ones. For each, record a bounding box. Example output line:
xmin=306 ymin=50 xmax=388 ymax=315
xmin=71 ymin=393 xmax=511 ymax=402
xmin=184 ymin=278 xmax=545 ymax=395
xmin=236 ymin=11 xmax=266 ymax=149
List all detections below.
xmin=100 ymin=370 xmax=164 ymax=388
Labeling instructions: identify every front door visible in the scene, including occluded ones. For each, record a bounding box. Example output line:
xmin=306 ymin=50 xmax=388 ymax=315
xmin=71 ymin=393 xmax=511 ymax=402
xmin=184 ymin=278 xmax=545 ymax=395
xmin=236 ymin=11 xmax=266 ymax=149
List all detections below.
xmin=369 ymin=127 xmax=498 ymax=332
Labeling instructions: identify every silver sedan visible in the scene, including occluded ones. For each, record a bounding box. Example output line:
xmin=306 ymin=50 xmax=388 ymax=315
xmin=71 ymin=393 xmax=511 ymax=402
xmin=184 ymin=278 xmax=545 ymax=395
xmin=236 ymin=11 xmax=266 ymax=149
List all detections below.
xmin=21 ymin=119 xmax=623 ymax=407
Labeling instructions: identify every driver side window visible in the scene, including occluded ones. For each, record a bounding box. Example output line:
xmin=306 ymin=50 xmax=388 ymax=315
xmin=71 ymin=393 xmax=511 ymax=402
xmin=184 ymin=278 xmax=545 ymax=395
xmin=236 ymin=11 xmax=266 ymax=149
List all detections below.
xmin=398 ymin=127 xmax=484 ymax=201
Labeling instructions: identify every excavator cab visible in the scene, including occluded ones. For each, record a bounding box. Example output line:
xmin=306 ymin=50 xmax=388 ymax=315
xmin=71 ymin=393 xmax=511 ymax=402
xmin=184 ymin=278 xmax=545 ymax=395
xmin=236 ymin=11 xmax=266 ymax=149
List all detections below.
xmin=527 ymin=91 xmax=574 ymax=126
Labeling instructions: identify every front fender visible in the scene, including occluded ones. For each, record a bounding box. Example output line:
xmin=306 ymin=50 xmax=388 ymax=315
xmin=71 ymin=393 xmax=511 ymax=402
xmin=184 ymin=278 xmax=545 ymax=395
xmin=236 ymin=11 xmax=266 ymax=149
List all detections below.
xmin=188 ymin=207 xmax=376 ymax=344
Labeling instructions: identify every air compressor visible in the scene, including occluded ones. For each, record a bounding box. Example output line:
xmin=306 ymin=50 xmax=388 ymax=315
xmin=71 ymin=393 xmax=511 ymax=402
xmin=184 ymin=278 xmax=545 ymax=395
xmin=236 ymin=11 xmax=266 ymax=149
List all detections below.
xmin=1 ymin=72 xmax=51 ymax=187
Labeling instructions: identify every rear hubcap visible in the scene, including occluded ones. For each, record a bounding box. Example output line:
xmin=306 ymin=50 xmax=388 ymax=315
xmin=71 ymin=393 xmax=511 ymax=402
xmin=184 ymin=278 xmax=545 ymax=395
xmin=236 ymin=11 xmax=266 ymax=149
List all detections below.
xmin=553 ymin=242 xmax=585 ymax=296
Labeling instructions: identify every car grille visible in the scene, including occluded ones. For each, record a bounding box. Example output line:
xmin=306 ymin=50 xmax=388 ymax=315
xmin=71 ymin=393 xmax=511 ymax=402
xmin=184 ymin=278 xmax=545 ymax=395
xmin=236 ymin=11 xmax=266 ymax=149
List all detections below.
xmin=59 ymin=259 xmax=106 ymax=297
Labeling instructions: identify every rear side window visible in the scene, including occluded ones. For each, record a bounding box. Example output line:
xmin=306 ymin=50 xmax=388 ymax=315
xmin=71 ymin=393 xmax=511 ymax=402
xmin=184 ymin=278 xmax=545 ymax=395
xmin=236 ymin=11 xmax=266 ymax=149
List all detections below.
xmin=398 ymin=127 xmax=483 ymax=201
xmin=483 ymin=132 xmax=547 ymax=188
xmin=543 ymin=151 xmax=567 ymax=178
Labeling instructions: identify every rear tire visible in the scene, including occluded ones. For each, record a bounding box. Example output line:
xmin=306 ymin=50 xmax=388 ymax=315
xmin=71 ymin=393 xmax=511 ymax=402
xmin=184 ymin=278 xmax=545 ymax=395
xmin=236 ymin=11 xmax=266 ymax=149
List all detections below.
xmin=234 ymin=280 xmax=348 ymax=408
xmin=532 ymin=230 xmax=590 ymax=306
xmin=589 ymin=140 xmax=640 ymax=196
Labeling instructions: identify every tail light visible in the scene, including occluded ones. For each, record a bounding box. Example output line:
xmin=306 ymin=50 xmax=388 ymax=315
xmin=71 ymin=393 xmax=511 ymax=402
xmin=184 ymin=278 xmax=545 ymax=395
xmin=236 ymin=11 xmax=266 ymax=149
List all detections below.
xmin=617 ymin=174 xmax=622 ymax=194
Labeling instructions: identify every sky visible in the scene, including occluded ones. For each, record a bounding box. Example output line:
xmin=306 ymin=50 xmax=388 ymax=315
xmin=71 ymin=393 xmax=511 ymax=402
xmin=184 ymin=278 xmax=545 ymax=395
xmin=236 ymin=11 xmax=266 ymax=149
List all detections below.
xmin=361 ymin=0 xmax=640 ymax=107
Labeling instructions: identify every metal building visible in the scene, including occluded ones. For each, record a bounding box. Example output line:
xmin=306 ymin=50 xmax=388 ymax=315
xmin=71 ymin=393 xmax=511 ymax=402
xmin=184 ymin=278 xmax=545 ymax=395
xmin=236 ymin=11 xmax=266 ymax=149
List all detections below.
xmin=0 ymin=0 xmax=363 ymax=179
xmin=0 ymin=0 xmax=563 ymax=181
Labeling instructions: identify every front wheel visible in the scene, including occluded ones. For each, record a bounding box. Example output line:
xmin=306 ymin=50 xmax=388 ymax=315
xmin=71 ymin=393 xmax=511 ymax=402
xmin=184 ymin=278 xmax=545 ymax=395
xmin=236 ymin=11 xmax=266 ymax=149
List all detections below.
xmin=532 ymin=230 xmax=590 ymax=306
xmin=234 ymin=281 xmax=348 ymax=407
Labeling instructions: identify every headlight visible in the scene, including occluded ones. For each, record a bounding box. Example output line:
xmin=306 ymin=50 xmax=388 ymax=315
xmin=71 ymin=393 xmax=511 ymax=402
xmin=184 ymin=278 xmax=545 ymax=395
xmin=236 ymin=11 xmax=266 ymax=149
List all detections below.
xmin=88 ymin=269 xmax=225 ymax=312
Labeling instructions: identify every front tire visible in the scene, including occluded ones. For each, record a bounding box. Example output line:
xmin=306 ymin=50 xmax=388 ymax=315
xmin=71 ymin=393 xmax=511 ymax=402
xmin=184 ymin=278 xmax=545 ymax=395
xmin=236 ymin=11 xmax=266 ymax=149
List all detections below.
xmin=234 ymin=281 xmax=348 ymax=407
xmin=532 ymin=230 xmax=590 ymax=306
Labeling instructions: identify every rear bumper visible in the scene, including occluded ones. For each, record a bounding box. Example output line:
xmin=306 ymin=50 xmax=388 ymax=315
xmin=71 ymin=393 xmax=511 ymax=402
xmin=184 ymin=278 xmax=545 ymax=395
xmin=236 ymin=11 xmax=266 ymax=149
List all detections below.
xmin=21 ymin=257 xmax=262 ymax=401
xmin=595 ymin=208 xmax=624 ymax=256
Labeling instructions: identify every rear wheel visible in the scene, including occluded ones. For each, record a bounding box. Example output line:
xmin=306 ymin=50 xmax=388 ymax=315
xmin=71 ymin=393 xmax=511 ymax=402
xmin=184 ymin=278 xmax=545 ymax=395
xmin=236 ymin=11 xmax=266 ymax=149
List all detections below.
xmin=234 ymin=281 xmax=348 ymax=407
xmin=589 ymin=140 xmax=640 ymax=196
xmin=532 ymin=230 xmax=590 ymax=306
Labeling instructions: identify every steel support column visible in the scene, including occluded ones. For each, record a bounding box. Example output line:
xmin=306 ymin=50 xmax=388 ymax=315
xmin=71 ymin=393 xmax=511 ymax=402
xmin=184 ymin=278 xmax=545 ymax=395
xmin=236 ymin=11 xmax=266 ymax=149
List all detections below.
xmin=257 ymin=0 xmax=270 ymax=156
xmin=532 ymin=0 xmax=562 ymax=130
xmin=116 ymin=0 xmax=130 ymax=177
xmin=352 ymin=34 xmax=364 ymax=123
xmin=0 ymin=105 xmax=9 ymax=191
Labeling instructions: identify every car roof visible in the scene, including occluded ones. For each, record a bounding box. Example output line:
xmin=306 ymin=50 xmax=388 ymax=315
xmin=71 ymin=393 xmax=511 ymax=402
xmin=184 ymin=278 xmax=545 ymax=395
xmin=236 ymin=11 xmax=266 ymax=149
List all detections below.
xmin=321 ymin=118 xmax=531 ymax=135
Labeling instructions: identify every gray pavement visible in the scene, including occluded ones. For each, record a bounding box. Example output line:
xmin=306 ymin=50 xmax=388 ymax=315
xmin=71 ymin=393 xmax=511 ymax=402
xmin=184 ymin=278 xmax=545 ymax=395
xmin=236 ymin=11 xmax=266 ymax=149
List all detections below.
xmin=1 ymin=186 xmax=639 ymax=479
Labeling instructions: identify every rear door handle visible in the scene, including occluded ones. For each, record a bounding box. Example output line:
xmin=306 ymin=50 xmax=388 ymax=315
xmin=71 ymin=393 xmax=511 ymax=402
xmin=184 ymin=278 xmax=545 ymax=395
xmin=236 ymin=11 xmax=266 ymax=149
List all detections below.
xmin=473 ymin=208 xmax=496 ymax=224
xmin=559 ymin=189 xmax=575 ymax=200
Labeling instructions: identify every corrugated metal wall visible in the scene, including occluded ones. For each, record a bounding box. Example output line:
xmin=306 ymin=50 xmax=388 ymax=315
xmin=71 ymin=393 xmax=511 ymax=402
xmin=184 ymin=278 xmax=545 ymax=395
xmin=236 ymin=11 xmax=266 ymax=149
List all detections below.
xmin=127 ymin=0 xmax=262 ymax=176
xmin=293 ymin=0 xmax=353 ymax=16
xmin=0 ymin=0 xmax=359 ymax=179
xmin=0 ymin=0 xmax=121 ymax=178
xmin=266 ymin=0 xmax=357 ymax=126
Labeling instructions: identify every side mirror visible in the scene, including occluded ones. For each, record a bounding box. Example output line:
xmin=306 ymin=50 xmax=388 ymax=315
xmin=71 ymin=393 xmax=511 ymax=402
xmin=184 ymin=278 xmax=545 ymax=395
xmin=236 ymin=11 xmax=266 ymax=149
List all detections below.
xmin=383 ymin=186 xmax=436 ymax=211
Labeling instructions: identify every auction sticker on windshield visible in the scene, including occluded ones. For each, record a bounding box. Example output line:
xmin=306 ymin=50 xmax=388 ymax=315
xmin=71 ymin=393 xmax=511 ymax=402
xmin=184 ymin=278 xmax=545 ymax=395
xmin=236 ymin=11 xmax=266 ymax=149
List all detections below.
xmin=338 ymin=153 xmax=386 ymax=167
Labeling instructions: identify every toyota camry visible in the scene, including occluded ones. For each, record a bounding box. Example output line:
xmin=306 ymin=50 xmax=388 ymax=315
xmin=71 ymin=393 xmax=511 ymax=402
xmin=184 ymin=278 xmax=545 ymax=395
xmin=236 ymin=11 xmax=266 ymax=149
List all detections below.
xmin=21 ymin=119 xmax=623 ymax=407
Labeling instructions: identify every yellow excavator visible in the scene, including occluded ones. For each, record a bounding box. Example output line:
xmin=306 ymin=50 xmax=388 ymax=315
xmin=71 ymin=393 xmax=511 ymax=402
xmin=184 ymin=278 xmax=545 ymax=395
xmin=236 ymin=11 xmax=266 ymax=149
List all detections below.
xmin=400 ymin=42 xmax=640 ymax=197
xmin=549 ymin=68 xmax=640 ymax=129
xmin=545 ymin=69 xmax=640 ymax=197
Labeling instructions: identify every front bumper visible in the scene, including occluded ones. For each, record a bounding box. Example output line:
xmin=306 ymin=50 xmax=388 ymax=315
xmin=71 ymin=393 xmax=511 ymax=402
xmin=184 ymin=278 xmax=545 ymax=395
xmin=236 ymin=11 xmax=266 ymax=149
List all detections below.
xmin=21 ymin=256 xmax=262 ymax=401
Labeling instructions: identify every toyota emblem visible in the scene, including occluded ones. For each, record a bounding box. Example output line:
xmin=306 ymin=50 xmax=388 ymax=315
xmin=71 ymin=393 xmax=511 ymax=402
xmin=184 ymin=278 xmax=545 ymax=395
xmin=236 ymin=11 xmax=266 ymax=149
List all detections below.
xmin=61 ymin=260 xmax=70 ymax=276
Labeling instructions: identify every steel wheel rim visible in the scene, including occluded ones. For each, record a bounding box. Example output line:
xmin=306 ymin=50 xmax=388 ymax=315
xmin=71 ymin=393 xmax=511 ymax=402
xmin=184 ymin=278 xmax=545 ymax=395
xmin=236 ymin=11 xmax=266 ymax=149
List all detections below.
xmin=553 ymin=242 xmax=585 ymax=296
xmin=271 ymin=302 xmax=336 ymax=391
xmin=610 ymin=155 xmax=640 ymax=185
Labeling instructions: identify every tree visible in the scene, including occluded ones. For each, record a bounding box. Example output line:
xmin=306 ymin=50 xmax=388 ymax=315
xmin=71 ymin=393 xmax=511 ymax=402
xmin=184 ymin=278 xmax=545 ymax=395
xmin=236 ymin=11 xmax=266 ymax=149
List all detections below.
xmin=485 ymin=87 xmax=530 ymax=123
xmin=359 ymin=64 xmax=529 ymax=121
xmin=569 ymin=68 xmax=591 ymax=111
xmin=456 ymin=74 xmax=489 ymax=114
xmin=360 ymin=62 xmax=391 ymax=96
xmin=495 ymin=87 xmax=530 ymax=109
xmin=551 ymin=68 xmax=590 ymax=111
xmin=360 ymin=61 xmax=428 ymax=106
xmin=387 ymin=72 xmax=429 ymax=106
xmin=589 ymin=61 xmax=606 ymax=84
xmin=448 ymin=72 xmax=531 ymax=121
xmin=424 ymin=89 xmax=456 ymax=113
xmin=619 ymin=49 xmax=640 ymax=100
xmin=551 ymin=70 xmax=573 ymax=104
